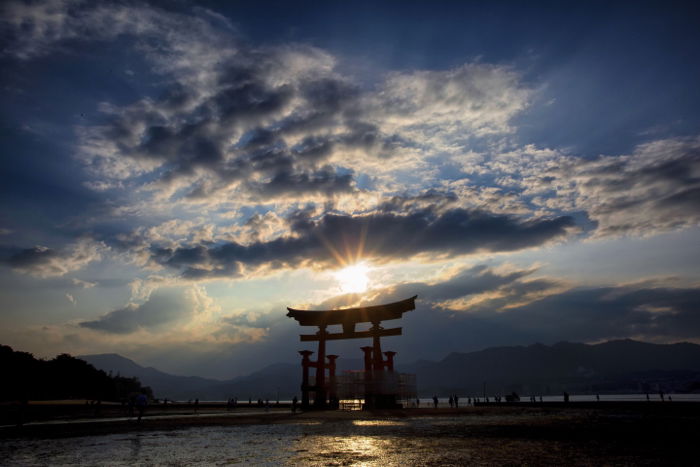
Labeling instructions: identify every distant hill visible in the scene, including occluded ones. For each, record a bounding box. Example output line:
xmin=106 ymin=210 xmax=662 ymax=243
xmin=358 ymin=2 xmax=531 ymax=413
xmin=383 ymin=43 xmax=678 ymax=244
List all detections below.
xmin=79 ymin=354 xmax=222 ymax=400
xmin=81 ymin=340 xmax=700 ymax=400
xmin=80 ymin=354 xmax=366 ymax=400
xmin=407 ymin=339 xmax=700 ymax=396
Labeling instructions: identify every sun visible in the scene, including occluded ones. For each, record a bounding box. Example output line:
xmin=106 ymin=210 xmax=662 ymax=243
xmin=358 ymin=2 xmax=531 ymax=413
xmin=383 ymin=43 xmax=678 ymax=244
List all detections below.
xmin=335 ymin=263 xmax=370 ymax=294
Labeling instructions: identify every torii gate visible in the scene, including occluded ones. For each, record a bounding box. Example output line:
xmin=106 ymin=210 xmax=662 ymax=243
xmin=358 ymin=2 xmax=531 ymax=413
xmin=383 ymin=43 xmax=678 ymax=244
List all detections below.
xmin=286 ymin=295 xmax=417 ymax=409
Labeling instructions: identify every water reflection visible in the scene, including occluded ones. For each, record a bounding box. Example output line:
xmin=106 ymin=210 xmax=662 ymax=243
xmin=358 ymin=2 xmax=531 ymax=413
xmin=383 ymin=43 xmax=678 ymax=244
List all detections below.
xmin=352 ymin=420 xmax=407 ymax=426
xmin=1 ymin=410 xmax=674 ymax=466
xmin=293 ymin=434 xmax=393 ymax=466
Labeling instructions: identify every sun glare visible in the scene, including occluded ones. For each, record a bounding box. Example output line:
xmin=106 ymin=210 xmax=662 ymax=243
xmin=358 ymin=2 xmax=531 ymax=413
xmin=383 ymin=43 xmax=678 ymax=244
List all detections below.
xmin=335 ymin=263 xmax=370 ymax=294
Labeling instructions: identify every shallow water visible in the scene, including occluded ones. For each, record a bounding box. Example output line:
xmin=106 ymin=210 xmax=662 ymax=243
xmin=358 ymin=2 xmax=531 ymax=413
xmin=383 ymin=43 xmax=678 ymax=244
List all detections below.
xmin=0 ymin=415 xmax=526 ymax=466
xmin=3 ymin=423 xmax=296 ymax=466
xmin=1 ymin=411 xmax=693 ymax=466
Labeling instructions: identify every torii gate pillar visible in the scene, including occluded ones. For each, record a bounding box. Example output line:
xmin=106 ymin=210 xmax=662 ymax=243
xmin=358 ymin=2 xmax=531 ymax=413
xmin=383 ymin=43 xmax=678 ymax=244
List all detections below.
xmin=298 ymin=350 xmax=313 ymax=409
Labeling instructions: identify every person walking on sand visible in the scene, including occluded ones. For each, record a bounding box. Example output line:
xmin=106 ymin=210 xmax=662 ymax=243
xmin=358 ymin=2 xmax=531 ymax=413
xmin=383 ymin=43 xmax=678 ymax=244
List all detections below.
xmin=135 ymin=392 xmax=148 ymax=423
xmin=433 ymin=395 xmax=438 ymax=408
xmin=454 ymin=395 xmax=459 ymax=408
xmin=194 ymin=398 xmax=199 ymax=414
xmin=449 ymin=395 xmax=454 ymax=408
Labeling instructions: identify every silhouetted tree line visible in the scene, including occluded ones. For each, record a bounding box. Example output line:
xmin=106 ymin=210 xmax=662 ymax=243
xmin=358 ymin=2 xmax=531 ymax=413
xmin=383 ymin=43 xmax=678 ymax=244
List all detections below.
xmin=0 ymin=345 xmax=153 ymax=401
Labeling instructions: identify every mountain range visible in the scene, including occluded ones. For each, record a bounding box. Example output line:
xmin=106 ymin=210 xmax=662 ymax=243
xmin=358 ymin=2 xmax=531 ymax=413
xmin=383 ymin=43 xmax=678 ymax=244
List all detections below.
xmin=80 ymin=339 xmax=700 ymax=400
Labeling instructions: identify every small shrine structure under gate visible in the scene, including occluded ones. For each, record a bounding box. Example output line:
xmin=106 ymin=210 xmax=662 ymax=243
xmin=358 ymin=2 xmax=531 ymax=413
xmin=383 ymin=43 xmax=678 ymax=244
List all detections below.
xmin=286 ymin=295 xmax=417 ymax=409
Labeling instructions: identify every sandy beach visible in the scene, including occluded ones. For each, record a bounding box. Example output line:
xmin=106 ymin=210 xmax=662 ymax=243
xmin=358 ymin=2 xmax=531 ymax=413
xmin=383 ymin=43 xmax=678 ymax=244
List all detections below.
xmin=2 ymin=403 xmax=698 ymax=465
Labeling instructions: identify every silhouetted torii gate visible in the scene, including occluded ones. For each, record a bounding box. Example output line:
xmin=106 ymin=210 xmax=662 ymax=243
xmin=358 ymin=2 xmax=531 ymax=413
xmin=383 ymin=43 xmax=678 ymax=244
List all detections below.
xmin=287 ymin=295 xmax=417 ymax=409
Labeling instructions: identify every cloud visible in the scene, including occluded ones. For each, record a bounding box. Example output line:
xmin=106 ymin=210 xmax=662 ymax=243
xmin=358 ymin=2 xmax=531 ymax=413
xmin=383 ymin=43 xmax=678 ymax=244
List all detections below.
xmin=5 ymin=1 xmax=694 ymax=254
xmin=4 ymin=0 xmax=534 ymax=212
xmin=375 ymin=64 xmax=532 ymax=137
xmin=505 ymin=137 xmax=700 ymax=237
xmin=501 ymin=285 xmax=700 ymax=342
xmin=221 ymin=310 xmax=284 ymax=330
xmin=316 ymin=263 xmax=555 ymax=311
xmin=72 ymin=278 xmax=97 ymax=288
xmin=1 ymin=0 xmax=236 ymax=62
xmin=4 ymin=238 xmax=106 ymax=278
xmin=146 ymin=205 xmax=574 ymax=279
xmin=567 ymin=136 xmax=700 ymax=237
xmin=79 ymin=286 xmax=208 ymax=334
xmin=2 ymin=1 xmax=555 ymax=282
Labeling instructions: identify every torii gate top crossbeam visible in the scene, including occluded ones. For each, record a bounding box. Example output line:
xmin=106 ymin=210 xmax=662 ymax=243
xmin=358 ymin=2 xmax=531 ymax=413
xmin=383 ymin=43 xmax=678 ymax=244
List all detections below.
xmin=286 ymin=295 xmax=417 ymax=327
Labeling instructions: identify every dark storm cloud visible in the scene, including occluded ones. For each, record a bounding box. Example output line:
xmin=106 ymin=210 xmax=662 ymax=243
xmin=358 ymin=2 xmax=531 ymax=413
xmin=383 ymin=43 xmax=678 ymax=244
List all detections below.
xmin=1 ymin=239 xmax=104 ymax=278
xmin=377 ymin=190 xmax=459 ymax=212
xmin=147 ymin=206 xmax=574 ymax=278
xmin=79 ymin=289 xmax=190 ymax=334
xmin=6 ymin=246 xmax=58 ymax=270
xmin=92 ymin=58 xmax=386 ymax=199
xmin=245 ymin=166 xmax=355 ymax=198
xmin=113 ymin=78 xmax=295 ymax=175
xmin=275 ymin=77 xmax=361 ymax=135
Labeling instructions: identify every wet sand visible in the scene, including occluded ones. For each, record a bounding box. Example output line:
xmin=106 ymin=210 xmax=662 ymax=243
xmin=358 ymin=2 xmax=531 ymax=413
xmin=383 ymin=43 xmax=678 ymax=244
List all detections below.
xmin=2 ymin=404 xmax=698 ymax=465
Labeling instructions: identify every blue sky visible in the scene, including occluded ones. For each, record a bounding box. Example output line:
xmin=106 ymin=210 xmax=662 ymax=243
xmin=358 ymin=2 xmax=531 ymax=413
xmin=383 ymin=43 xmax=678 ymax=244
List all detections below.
xmin=1 ymin=0 xmax=699 ymax=378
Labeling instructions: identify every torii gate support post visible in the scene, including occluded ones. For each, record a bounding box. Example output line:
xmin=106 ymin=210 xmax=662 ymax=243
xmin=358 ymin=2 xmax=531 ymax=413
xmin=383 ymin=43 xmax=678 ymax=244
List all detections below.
xmin=384 ymin=351 xmax=396 ymax=372
xmin=361 ymin=345 xmax=374 ymax=408
xmin=314 ymin=325 xmax=328 ymax=408
xmin=298 ymin=350 xmax=313 ymax=409
xmin=327 ymin=355 xmax=338 ymax=408
xmin=371 ymin=321 xmax=384 ymax=372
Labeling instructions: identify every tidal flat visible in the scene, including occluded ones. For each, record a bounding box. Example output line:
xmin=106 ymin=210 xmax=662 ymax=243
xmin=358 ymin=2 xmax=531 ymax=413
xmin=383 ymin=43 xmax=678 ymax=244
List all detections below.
xmin=1 ymin=406 xmax=697 ymax=466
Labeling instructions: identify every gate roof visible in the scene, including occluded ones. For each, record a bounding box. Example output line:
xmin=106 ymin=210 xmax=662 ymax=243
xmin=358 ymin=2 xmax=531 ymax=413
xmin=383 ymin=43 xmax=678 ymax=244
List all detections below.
xmin=287 ymin=295 xmax=416 ymax=327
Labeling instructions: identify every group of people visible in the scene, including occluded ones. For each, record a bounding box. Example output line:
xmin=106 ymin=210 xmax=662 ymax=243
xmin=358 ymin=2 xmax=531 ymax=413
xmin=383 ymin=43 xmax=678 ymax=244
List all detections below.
xmin=425 ymin=395 xmax=499 ymax=408
xmin=415 ymin=394 xmax=540 ymax=407
xmin=119 ymin=392 xmax=149 ymax=421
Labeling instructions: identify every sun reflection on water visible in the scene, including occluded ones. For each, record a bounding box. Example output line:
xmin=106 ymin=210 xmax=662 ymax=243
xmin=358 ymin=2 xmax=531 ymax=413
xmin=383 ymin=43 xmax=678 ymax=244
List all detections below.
xmin=352 ymin=419 xmax=408 ymax=426
xmin=293 ymin=434 xmax=393 ymax=466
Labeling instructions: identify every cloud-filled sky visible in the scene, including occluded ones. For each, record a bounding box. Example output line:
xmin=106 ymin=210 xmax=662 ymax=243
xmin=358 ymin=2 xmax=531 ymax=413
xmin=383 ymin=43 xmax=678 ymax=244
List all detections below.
xmin=1 ymin=0 xmax=699 ymax=378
